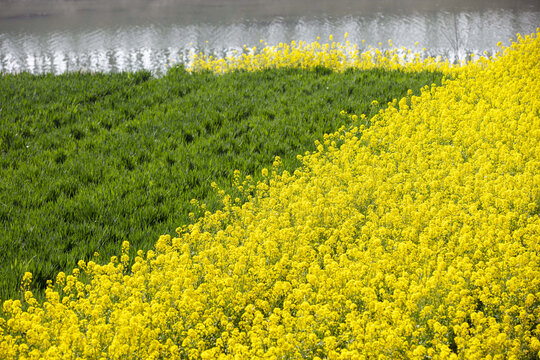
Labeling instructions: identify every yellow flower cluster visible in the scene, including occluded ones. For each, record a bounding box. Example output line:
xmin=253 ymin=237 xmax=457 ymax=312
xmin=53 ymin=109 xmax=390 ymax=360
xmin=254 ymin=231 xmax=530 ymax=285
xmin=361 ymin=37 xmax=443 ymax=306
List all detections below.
xmin=190 ymin=34 xmax=491 ymax=75
xmin=1 ymin=30 xmax=539 ymax=359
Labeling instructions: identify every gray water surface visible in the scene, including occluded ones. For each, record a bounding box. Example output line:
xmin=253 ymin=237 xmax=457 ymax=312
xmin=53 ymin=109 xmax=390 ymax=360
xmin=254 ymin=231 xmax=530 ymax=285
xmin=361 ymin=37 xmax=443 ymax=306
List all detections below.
xmin=1 ymin=0 xmax=538 ymax=74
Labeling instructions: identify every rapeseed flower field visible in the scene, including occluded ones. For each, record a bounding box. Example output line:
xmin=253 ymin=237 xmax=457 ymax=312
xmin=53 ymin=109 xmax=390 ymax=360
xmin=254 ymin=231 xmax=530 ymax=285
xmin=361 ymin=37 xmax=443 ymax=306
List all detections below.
xmin=1 ymin=31 xmax=539 ymax=359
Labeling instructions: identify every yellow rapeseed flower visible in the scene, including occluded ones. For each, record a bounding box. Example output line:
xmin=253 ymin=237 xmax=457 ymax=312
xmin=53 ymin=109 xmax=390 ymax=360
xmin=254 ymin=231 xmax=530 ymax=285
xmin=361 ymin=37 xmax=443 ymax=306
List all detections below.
xmin=1 ymin=30 xmax=539 ymax=359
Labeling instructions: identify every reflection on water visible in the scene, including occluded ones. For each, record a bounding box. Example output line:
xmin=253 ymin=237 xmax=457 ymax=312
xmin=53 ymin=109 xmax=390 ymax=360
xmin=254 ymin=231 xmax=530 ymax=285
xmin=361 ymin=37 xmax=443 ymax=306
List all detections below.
xmin=0 ymin=0 xmax=538 ymax=74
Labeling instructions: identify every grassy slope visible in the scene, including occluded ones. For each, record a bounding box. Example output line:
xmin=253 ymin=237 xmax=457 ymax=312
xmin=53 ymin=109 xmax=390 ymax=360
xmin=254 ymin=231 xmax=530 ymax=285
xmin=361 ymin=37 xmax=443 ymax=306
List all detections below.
xmin=0 ymin=66 xmax=444 ymax=300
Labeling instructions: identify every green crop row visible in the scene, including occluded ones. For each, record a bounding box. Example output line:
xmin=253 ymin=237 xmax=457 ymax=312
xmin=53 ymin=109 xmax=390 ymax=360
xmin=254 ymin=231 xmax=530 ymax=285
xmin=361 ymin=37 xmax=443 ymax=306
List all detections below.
xmin=0 ymin=66 xmax=444 ymax=301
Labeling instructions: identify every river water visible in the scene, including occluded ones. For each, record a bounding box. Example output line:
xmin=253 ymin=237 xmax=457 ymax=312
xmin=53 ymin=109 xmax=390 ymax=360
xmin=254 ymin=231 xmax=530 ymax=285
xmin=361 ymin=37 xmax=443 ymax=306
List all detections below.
xmin=1 ymin=0 xmax=538 ymax=75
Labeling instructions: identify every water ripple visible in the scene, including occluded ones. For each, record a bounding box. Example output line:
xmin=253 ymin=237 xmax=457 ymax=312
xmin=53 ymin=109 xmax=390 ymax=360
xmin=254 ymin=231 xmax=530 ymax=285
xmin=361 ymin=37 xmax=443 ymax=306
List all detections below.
xmin=1 ymin=9 xmax=538 ymax=74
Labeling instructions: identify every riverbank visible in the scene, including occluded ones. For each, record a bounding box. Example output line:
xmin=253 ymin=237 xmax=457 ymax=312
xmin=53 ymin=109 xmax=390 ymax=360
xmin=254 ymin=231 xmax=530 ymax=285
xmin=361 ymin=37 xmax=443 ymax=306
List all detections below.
xmin=0 ymin=31 xmax=538 ymax=359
